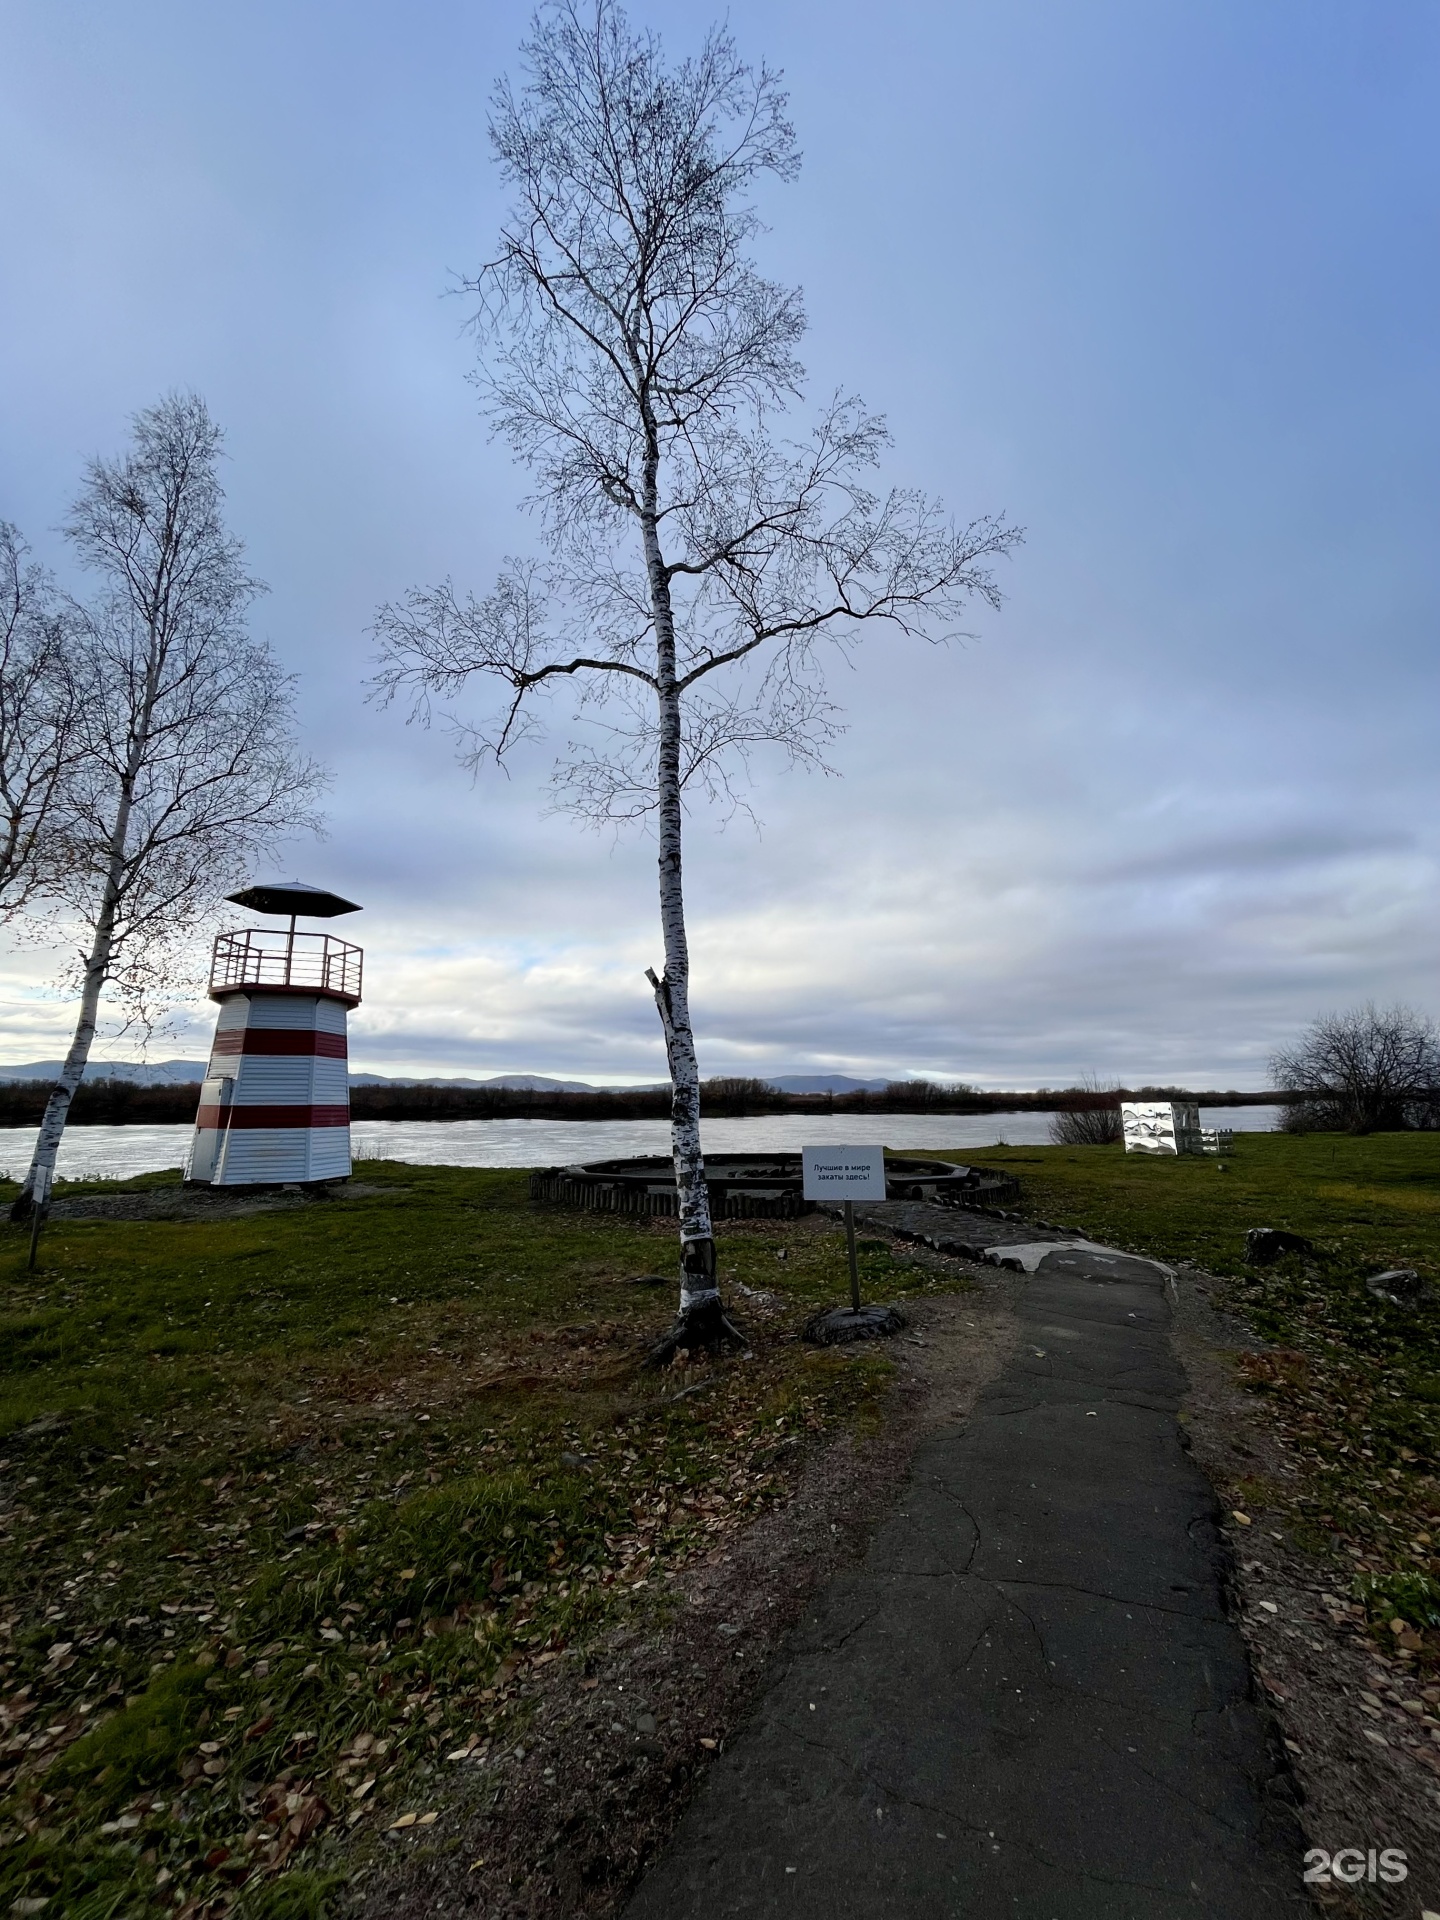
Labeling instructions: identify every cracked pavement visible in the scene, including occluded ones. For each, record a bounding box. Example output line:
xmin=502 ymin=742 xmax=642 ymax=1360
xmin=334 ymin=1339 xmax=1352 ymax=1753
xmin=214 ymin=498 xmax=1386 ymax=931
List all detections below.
xmin=624 ymin=1215 xmax=1311 ymax=1918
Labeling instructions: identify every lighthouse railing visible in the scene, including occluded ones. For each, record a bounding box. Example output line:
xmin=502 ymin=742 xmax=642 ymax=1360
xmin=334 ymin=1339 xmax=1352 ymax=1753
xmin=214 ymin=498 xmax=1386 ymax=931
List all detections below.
xmin=210 ymin=929 xmax=363 ymax=1001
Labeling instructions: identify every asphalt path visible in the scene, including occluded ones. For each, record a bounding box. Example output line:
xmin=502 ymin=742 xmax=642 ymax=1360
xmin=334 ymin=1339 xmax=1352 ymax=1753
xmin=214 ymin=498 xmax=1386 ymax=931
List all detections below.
xmin=625 ymin=1216 xmax=1311 ymax=1919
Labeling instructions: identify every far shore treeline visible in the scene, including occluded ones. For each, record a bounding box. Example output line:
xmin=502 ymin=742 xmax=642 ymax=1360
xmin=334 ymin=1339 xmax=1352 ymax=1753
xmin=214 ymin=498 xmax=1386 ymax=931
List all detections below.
xmin=0 ymin=1075 xmax=1286 ymax=1128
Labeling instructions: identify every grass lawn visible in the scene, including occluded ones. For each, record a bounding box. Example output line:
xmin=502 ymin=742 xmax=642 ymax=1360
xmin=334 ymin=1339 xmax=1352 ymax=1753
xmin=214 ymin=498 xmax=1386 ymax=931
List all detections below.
xmin=0 ymin=1163 xmax=945 ymax=1920
xmin=8 ymin=1130 xmax=1440 ymax=1916
xmin=961 ymin=1130 xmax=1440 ymax=1650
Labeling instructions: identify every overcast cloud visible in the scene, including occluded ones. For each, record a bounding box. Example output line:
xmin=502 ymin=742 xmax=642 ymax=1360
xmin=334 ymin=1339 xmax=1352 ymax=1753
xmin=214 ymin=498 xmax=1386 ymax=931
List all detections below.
xmin=1 ymin=0 xmax=1435 ymax=1089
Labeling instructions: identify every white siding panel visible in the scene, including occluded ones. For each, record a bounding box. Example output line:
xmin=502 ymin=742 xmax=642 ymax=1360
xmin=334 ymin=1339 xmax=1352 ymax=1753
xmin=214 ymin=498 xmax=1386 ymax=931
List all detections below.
xmin=315 ymin=999 xmax=348 ymax=1035
xmin=307 ymin=1131 xmax=351 ymax=1179
xmin=311 ymin=1059 xmax=349 ymax=1104
xmin=246 ymin=996 xmax=323 ymax=1030
xmin=219 ymin=1129 xmax=313 ymax=1183
xmin=233 ymin=1059 xmax=320 ymax=1104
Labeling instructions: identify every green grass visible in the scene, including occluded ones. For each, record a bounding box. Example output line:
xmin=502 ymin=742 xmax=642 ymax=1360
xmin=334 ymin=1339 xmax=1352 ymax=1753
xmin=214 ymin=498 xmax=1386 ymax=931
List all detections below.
xmin=956 ymin=1131 xmax=1440 ymax=1652
xmin=966 ymin=1130 xmax=1440 ymax=1280
xmin=0 ymin=1162 xmax=952 ymax=1918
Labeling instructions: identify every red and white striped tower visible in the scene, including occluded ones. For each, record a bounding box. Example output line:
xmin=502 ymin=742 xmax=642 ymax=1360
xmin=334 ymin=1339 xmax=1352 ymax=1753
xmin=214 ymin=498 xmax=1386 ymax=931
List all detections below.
xmin=185 ymin=881 xmax=363 ymax=1186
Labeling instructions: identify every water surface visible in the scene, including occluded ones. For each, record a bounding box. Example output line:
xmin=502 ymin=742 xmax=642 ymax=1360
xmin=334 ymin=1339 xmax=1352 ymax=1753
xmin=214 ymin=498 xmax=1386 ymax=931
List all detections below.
xmin=0 ymin=1107 xmax=1282 ymax=1183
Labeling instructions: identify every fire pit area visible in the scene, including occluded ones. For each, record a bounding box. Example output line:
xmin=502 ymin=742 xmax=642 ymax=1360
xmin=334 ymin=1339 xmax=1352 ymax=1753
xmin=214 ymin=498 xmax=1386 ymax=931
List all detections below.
xmin=528 ymin=1152 xmax=1020 ymax=1219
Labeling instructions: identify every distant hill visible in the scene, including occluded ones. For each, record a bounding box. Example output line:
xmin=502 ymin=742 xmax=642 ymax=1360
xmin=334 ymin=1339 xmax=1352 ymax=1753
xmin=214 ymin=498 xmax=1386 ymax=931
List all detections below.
xmin=0 ymin=1059 xmax=210 ymax=1086
xmin=0 ymin=1061 xmax=899 ymax=1094
xmin=764 ymin=1074 xmax=893 ymax=1094
xmin=347 ymin=1071 xmax=609 ymax=1093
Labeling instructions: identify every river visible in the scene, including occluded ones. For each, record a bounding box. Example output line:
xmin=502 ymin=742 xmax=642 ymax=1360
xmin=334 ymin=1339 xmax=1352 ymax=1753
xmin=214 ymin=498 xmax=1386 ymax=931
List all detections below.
xmin=0 ymin=1106 xmax=1282 ymax=1183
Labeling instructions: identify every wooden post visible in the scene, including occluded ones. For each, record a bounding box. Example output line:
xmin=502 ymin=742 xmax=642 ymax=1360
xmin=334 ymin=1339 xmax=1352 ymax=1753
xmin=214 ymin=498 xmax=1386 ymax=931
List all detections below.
xmin=844 ymin=1200 xmax=861 ymax=1312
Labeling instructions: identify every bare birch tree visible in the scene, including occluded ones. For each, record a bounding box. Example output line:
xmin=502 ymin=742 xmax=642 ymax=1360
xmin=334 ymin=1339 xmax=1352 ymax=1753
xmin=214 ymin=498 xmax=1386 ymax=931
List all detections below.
xmin=0 ymin=523 xmax=79 ymax=916
xmin=12 ymin=394 xmax=325 ymax=1220
xmin=373 ymin=0 xmax=1020 ymax=1351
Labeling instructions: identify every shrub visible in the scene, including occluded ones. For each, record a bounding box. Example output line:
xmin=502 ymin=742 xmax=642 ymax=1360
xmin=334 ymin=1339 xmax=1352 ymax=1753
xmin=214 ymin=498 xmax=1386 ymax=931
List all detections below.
xmin=1048 ymin=1076 xmax=1122 ymax=1145
xmin=1271 ymin=1003 xmax=1440 ymax=1133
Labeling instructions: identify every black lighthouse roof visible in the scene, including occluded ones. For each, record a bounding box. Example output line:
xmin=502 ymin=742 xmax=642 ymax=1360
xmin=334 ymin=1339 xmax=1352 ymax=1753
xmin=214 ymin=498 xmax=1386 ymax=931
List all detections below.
xmin=226 ymin=879 xmax=361 ymax=919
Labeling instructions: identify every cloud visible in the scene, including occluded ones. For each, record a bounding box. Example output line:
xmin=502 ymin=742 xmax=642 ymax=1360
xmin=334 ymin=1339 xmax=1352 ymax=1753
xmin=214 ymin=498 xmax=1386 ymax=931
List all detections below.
xmin=0 ymin=1 xmax=1437 ymax=1091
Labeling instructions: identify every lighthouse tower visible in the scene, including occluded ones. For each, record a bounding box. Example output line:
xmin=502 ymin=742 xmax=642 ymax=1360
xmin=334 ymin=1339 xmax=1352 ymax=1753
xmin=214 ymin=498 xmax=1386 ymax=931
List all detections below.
xmin=185 ymin=880 xmax=363 ymax=1186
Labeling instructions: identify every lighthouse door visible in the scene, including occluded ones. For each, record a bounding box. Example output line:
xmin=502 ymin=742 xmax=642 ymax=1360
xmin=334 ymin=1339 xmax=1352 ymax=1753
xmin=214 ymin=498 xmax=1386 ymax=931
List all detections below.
xmin=187 ymin=1074 xmax=236 ymax=1183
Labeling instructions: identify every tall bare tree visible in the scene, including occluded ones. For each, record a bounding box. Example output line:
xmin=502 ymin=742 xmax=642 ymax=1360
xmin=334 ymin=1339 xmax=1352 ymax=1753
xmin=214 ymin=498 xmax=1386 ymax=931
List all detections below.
xmin=0 ymin=523 xmax=78 ymax=916
xmin=373 ymin=0 xmax=1020 ymax=1350
xmin=12 ymin=394 xmax=325 ymax=1220
xmin=1272 ymin=1002 xmax=1440 ymax=1133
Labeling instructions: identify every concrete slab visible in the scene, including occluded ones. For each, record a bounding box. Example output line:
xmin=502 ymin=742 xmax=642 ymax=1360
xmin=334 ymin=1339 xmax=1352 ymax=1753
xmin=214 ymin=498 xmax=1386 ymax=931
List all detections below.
xmin=625 ymin=1238 xmax=1309 ymax=1918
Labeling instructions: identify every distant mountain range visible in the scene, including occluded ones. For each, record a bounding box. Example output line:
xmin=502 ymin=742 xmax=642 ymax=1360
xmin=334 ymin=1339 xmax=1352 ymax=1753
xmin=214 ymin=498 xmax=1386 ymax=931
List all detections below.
xmin=0 ymin=1061 xmax=899 ymax=1095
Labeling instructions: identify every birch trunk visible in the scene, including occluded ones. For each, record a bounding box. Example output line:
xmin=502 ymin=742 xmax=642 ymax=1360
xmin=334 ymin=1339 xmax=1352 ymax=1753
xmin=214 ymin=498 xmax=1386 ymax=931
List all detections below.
xmin=637 ymin=451 xmax=737 ymax=1351
xmin=13 ymin=686 xmax=144 ymax=1220
xmin=12 ymin=902 xmax=118 ymax=1218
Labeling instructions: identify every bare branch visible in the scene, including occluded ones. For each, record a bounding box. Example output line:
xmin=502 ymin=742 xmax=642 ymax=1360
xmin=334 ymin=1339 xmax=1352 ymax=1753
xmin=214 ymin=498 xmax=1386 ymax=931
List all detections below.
xmin=0 ymin=523 xmax=80 ymax=919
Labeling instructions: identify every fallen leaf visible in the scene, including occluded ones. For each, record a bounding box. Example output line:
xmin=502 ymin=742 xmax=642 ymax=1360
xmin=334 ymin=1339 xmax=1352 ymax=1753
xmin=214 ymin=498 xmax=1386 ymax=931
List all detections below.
xmin=390 ymin=1812 xmax=418 ymax=1830
xmin=1231 ymin=1512 xmax=1252 ymax=1526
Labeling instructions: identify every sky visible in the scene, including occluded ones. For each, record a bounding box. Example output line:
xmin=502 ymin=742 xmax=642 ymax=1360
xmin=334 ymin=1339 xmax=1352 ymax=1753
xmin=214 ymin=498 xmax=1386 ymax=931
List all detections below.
xmin=0 ymin=0 xmax=1436 ymax=1090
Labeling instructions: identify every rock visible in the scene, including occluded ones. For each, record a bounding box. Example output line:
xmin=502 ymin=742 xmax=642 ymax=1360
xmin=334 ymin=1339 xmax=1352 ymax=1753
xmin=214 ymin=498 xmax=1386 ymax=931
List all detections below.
xmin=1365 ymin=1269 xmax=1425 ymax=1304
xmin=1244 ymin=1228 xmax=1314 ymax=1265
xmin=803 ymin=1304 xmax=907 ymax=1345
xmin=19 ymin=1412 xmax=69 ymax=1440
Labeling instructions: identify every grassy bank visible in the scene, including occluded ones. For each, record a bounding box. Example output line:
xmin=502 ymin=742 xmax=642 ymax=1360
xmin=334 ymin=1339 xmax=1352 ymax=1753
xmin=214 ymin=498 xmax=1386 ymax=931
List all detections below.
xmin=966 ymin=1132 xmax=1440 ymax=1652
xmin=0 ymin=1165 xmax=948 ymax=1920
xmin=10 ymin=1133 xmax=1438 ymax=1916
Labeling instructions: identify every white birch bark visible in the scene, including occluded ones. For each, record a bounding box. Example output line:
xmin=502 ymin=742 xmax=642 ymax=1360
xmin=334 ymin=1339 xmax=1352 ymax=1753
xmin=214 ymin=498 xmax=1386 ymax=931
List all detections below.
xmin=16 ymin=699 xmax=143 ymax=1214
xmin=22 ymin=905 xmax=116 ymax=1212
xmin=638 ymin=444 xmax=717 ymax=1316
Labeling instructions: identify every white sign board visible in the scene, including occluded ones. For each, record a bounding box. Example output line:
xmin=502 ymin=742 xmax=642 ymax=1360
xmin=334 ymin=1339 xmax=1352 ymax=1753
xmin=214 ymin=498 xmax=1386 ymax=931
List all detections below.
xmin=802 ymin=1145 xmax=889 ymax=1202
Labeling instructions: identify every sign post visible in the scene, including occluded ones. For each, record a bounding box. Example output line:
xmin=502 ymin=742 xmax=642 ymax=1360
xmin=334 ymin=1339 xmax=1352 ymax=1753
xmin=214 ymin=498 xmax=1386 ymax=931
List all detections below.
xmin=801 ymin=1146 xmax=890 ymax=1310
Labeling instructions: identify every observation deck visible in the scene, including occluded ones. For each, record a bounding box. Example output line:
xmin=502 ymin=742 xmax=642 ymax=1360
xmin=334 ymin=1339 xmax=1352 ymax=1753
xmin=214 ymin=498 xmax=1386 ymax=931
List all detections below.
xmin=209 ymin=928 xmax=363 ymax=1006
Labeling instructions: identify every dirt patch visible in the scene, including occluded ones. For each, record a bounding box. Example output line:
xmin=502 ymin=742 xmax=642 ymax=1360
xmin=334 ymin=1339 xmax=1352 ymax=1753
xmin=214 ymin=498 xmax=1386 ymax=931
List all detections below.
xmin=346 ymin=1266 xmax=1017 ymax=1920
xmin=1173 ymin=1262 xmax=1440 ymax=1915
xmin=45 ymin=1179 xmax=399 ymax=1222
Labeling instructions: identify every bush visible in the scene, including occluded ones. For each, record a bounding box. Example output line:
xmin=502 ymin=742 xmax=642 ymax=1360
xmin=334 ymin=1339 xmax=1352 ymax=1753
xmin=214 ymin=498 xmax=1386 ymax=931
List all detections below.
xmin=1048 ymin=1076 xmax=1122 ymax=1145
xmin=1271 ymin=1003 xmax=1440 ymax=1133
xmin=1049 ymin=1107 xmax=1122 ymax=1146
